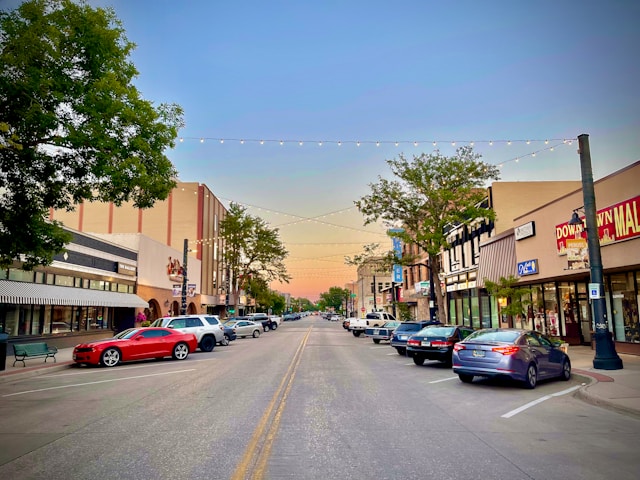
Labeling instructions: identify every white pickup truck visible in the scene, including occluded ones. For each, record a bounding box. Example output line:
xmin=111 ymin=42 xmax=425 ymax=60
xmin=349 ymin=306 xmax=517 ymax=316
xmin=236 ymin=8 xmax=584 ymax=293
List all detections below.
xmin=348 ymin=311 xmax=397 ymax=337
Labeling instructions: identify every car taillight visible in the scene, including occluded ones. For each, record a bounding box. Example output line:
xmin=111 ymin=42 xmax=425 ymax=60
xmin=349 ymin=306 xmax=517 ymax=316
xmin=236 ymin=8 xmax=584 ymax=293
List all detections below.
xmin=453 ymin=344 xmax=466 ymax=352
xmin=492 ymin=346 xmax=520 ymax=355
xmin=431 ymin=340 xmax=452 ymax=347
xmin=407 ymin=339 xmax=420 ymax=346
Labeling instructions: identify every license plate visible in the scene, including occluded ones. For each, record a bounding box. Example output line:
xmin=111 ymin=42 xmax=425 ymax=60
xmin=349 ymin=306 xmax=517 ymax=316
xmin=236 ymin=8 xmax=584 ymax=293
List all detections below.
xmin=399 ymin=335 xmax=407 ymax=340
xmin=72 ymin=354 xmax=77 ymax=360
xmin=373 ymin=329 xmax=379 ymax=334
xmin=421 ymin=341 xmax=431 ymax=347
xmin=472 ymin=349 xmax=485 ymax=357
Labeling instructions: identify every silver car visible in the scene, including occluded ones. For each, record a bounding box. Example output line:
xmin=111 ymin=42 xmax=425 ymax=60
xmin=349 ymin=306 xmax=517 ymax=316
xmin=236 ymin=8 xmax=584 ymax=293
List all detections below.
xmin=452 ymin=328 xmax=571 ymax=389
xmin=224 ymin=320 xmax=262 ymax=338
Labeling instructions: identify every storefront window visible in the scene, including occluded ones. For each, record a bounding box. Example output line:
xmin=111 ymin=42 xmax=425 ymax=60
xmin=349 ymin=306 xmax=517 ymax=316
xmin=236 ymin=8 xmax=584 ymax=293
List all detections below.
xmin=51 ymin=306 xmax=72 ymax=334
xmin=34 ymin=271 xmax=45 ymax=284
xmin=480 ymin=292 xmax=491 ymax=328
xmin=609 ymin=273 xmax=639 ymax=343
xmin=543 ymin=283 xmax=560 ymax=337
xmin=449 ymin=297 xmax=457 ymax=324
xmin=31 ymin=305 xmax=42 ymax=335
xmin=42 ymin=306 xmax=52 ymax=334
xmin=470 ymin=289 xmax=480 ymax=329
xmin=8 ymin=268 xmax=33 ymax=282
xmin=55 ymin=275 xmax=74 ymax=287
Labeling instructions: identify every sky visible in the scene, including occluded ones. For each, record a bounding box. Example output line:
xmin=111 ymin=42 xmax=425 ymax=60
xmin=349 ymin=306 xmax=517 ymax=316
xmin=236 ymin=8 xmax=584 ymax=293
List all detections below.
xmin=5 ymin=0 xmax=640 ymax=301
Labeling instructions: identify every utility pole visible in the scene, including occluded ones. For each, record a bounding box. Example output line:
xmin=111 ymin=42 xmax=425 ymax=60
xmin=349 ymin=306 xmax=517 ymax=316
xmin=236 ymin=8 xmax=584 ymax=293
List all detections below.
xmin=577 ymin=134 xmax=622 ymax=370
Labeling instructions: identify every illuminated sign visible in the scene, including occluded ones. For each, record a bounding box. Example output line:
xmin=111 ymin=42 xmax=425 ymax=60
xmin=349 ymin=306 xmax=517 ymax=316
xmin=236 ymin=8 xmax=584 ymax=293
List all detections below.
xmin=556 ymin=195 xmax=640 ymax=255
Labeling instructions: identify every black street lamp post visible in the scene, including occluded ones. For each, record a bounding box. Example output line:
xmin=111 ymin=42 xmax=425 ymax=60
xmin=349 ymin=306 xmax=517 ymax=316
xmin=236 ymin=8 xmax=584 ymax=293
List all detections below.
xmin=574 ymin=134 xmax=622 ymax=370
xmin=180 ymin=238 xmax=188 ymax=316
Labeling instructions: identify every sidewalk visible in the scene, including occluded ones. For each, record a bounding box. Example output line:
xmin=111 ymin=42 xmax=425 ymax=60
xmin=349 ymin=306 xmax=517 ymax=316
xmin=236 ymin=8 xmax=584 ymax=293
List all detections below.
xmin=2 ymin=344 xmax=640 ymax=418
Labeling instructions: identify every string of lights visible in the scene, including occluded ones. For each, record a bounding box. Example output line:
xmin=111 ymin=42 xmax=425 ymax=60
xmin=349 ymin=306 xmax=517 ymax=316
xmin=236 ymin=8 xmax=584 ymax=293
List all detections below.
xmin=178 ymin=136 xmax=575 ymax=148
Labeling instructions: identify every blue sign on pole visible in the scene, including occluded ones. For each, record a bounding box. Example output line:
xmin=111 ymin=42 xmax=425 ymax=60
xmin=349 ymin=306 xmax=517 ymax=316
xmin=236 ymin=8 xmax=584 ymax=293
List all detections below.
xmin=393 ymin=264 xmax=403 ymax=283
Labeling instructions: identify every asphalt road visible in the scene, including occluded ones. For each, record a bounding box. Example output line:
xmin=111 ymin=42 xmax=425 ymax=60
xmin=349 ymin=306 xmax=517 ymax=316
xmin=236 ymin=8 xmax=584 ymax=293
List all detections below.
xmin=0 ymin=315 xmax=638 ymax=480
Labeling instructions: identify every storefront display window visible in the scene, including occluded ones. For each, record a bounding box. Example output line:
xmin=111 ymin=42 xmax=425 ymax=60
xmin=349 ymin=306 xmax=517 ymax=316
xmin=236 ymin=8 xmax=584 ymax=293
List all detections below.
xmin=470 ymin=289 xmax=480 ymax=329
xmin=609 ymin=273 xmax=639 ymax=343
xmin=543 ymin=283 xmax=560 ymax=337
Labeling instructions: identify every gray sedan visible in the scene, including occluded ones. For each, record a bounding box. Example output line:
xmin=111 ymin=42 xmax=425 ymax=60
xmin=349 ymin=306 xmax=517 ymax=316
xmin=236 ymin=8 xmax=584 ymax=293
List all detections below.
xmin=224 ymin=320 xmax=262 ymax=338
xmin=452 ymin=328 xmax=571 ymax=389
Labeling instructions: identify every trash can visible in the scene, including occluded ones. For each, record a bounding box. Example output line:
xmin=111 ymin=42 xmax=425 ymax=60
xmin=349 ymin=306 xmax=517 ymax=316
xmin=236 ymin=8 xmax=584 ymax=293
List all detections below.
xmin=0 ymin=333 xmax=8 ymax=371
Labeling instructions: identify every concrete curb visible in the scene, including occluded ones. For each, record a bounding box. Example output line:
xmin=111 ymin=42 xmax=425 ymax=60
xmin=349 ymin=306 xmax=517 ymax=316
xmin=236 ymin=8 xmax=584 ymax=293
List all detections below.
xmin=572 ymin=371 xmax=640 ymax=420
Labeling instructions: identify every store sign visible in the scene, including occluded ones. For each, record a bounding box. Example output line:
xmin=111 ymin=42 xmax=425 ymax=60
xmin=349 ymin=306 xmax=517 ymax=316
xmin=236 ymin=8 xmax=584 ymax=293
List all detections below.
xmin=517 ymin=259 xmax=539 ymax=276
xmin=515 ymin=221 xmax=535 ymax=240
xmin=393 ymin=264 xmax=403 ymax=283
xmin=117 ymin=262 xmax=136 ymax=276
xmin=415 ymin=281 xmax=430 ymax=295
xmin=556 ymin=195 xmax=640 ymax=255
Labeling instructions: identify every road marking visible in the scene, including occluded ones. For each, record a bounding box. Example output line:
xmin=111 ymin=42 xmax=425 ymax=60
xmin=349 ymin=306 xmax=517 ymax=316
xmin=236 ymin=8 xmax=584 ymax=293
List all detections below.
xmin=429 ymin=376 xmax=458 ymax=384
xmin=2 ymin=369 xmax=196 ymax=397
xmin=231 ymin=325 xmax=313 ymax=480
xmin=42 ymin=359 xmax=217 ymax=378
xmin=404 ymin=363 xmax=414 ymax=366
xmin=386 ymin=352 xmax=398 ymax=356
xmin=501 ymin=385 xmax=581 ymax=418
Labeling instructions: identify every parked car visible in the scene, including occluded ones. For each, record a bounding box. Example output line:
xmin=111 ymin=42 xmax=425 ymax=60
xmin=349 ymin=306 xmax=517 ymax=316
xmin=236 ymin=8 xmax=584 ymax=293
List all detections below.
xmin=407 ymin=325 xmax=475 ymax=366
xmin=222 ymin=325 xmax=237 ymax=343
xmin=224 ymin=319 xmax=262 ymax=338
xmin=201 ymin=314 xmax=234 ymax=345
xmin=72 ymin=327 xmax=198 ymax=367
xmin=452 ymin=328 xmax=572 ymax=389
xmin=150 ymin=315 xmax=225 ymax=351
xmin=365 ymin=320 xmax=401 ymax=344
xmin=283 ymin=313 xmax=300 ymax=321
xmin=247 ymin=313 xmax=276 ymax=331
xmin=390 ymin=321 xmax=441 ymax=355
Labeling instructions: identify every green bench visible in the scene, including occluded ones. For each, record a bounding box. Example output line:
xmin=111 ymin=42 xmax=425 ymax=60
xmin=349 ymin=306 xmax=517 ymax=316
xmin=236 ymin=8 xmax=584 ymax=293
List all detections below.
xmin=12 ymin=342 xmax=58 ymax=367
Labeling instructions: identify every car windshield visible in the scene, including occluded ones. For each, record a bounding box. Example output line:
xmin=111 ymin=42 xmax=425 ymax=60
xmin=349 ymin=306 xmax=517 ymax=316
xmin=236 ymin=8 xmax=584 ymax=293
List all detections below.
xmin=418 ymin=326 xmax=456 ymax=337
xmin=383 ymin=321 xmax=400 ymax=328
xmin=224 ymin=321 xmax=238 ymax=327
xmin=464 ymin=330 xmax=520 ymax=344
xmin=114 ymin=328 xmax=139 ymax=339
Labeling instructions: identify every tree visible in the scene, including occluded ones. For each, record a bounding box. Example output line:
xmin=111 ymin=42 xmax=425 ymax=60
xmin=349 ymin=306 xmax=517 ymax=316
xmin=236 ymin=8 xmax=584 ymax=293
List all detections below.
xmin=318 ymin=286 xmax=351 ymax=313
xmin=484 ymin=275 xmax=532 ymax=328
xmin=0 ymin=0 xmax=184 ymax=269
xmin=219 ymin=202 xmax=290 ymax=313
xmin=355 ymin=146 xmax=500 ymax=324
xmin=246 ymin=276 xmax=286 ymax=314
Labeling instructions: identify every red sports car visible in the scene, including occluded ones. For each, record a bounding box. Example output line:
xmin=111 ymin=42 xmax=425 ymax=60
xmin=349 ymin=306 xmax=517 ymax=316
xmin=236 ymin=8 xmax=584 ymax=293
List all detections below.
xmin=73 ymin=327 xmax=198 ymax=367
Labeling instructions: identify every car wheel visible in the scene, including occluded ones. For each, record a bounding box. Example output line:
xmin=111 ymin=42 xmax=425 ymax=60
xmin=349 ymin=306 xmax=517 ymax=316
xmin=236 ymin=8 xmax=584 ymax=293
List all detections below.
xmin=458 ymin=374 xmax=474 ymax=383
xmin=271 ymin=323 xmax=278 ymax=330
xmin=264 ymin=325 xmax=270 ymax=332
xmin=396 ymin=347 xmax=406 ymax=356
xmin=352 ymin=331 xmax=362 ymax=337
xmin=413 ymin=355 xmax=425 ymax=366
xmin=560 ymin=359 xmax=571 ymax=381
xmin=101 ymin=347 xmax=120 ymax=367
xmin=199 ymin=335 xmax=215 ymax=352
xmin=373 ymin=339 xmax=381 ymax=344
xmin=524 ymin=363 xmax=538 ymax=389
xmin=172 ymin=342 xmax=190 ymax=360
xmin=253 ymin=329 xmax=260 ymax=338
xmin=220 ymin=336 xmax=230 ymax=346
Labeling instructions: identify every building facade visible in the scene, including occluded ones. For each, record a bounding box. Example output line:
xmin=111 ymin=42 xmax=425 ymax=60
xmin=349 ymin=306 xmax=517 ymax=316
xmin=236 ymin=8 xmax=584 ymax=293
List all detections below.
xmin=50 ymin=181 xmax=228 ymax=315
xmin=0 ymin=227 xmax=148 ymax=340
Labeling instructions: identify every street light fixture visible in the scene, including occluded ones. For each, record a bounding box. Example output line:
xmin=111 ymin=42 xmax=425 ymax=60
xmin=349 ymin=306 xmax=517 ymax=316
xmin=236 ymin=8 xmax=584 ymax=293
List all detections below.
xmin=573 ymin=134 xmax=623 ymax=370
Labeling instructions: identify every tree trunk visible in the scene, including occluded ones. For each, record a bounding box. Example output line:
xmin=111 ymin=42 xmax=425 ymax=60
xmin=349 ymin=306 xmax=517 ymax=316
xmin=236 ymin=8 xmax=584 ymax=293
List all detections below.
xmin=429 ymin=253 xmax=447 ymax=325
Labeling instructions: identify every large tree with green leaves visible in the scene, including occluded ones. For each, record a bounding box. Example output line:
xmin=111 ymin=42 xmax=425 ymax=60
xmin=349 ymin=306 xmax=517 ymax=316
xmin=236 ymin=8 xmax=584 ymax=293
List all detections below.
xmin=219 ymin=202 xmax=290 ymax=312
xmin=0 ymin=0 xmax=183 ymax=269
xmin=318 ymin=286 xmax=350 ymax=313
xmin=355 ymin=146 xmax=500 ymax=324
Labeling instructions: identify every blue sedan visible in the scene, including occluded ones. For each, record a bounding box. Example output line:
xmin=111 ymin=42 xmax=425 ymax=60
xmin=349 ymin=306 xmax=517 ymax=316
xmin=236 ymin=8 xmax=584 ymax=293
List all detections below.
xmin=452 ymin=328 xmax=571 ymax=389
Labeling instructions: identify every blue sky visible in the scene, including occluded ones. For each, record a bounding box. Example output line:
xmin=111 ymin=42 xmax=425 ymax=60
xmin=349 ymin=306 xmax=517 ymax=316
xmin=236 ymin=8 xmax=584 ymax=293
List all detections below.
xmin=6 ymin=0 xmax=640 ymax=300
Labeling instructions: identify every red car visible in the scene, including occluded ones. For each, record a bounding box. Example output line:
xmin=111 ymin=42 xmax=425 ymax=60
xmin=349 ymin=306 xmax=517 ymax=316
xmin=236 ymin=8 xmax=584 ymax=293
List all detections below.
xmin=73 ymin=327 xmax=198 ymax=367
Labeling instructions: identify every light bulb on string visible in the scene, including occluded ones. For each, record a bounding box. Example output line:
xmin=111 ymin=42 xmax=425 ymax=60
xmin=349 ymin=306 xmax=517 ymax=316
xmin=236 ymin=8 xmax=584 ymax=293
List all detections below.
xmin=260 ymin=140 xmax=264 ymax=145
xmin=395 ymin=141 xmax=399 ymax=147
xmin=507 ymin=140 xmax=511 ymax=145
xmin=432 ymin=141 xmax=437 ymax=146
xmin=179 ymin=137 xmax=184 ymax=142
xmin=489 ymin=141 xmax=493 ymax=146
xmin=220 ymin=139 xmax=224 ymax=144
xmin=240 ymin=139 xmax=244 ymax=144
xmin=279 ymin=140 xmax=284 ymax=145
xmin=200 ymin=138 xmax=204 ymax=143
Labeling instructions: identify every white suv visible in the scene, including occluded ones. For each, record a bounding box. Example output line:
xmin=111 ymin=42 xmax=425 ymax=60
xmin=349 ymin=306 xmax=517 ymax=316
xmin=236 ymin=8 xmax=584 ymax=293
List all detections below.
xmin=150 ymin=315 xmax=226 ymax=352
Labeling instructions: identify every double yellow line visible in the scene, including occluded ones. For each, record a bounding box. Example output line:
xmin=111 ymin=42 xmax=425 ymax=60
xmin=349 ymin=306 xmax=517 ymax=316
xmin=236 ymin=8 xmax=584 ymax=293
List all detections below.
xmin=231 ymin=326 xmax=313 ymax=480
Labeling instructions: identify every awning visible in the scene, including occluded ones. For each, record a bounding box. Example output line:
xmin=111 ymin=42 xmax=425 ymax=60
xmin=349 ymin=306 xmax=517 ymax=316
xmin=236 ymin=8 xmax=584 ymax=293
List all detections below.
xmin=476 ymin=231 xmax=517 ymax=288
xmin=0 ymin=280 xmax=148 ymax=308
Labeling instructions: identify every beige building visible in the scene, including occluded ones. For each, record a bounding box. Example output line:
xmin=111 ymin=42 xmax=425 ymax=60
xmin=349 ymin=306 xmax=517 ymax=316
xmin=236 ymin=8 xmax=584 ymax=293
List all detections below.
xmin=508 ymin=161 xmax=640 ymax=354
xmin=50 ymin=182 xmax=228 ymax=315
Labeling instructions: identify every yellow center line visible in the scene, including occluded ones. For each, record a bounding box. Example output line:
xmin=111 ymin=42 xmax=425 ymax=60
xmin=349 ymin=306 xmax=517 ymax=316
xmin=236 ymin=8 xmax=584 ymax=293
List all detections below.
xmin=230 ymin=325 xmax=313 ymax=480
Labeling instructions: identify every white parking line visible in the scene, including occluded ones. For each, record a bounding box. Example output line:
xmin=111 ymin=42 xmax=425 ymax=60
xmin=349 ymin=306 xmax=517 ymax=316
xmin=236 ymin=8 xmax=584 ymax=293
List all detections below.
xmin=2 ymin=369 xmax=196 ymax=397
xmin=429 ymin=376 xmax=458 ymax=384
xmin=501 ymin=385 xmax=582 ymax=418
xmin=42 ymin=357 xmax=217 ymax=378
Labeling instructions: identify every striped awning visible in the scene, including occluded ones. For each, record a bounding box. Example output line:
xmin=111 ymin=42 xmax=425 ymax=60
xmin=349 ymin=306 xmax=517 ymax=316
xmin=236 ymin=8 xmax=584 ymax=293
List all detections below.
xmin=476 ymin=231 xmax=517 ymax=288
xmin=0 ymin=280 xmax=148 ymax=308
